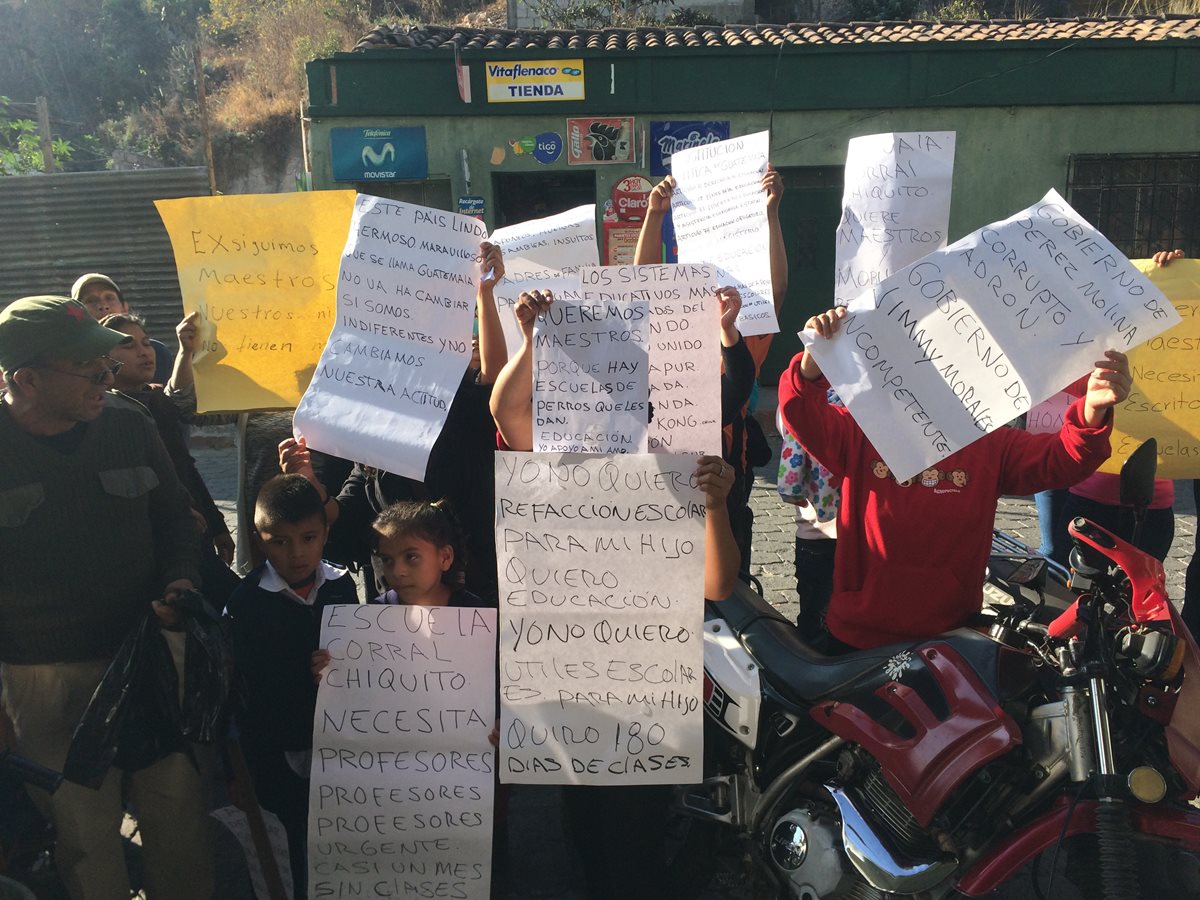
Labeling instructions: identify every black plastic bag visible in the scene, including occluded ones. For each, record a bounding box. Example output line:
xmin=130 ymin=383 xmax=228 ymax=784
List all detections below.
xmin=176 ymin=588 xmax=232 ymax=745
xmin=63 ymin=590 xmax=231 ymax=789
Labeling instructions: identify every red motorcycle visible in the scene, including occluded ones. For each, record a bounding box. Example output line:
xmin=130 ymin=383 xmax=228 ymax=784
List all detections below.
xmin=678 ymin=441 xmax=1200 ymax=898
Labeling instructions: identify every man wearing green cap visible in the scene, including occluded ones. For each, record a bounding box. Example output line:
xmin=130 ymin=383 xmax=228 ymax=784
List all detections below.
xmin=0 ymin=296 xmax=212 ymax=899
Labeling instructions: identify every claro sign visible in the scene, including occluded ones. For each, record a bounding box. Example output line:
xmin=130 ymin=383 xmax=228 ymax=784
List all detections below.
xmin=485 ymin=60 xmax=585 ymax=103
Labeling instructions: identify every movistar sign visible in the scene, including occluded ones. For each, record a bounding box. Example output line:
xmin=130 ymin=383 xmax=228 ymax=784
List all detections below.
xmin=331 ymin=127 xmax=427 ymax=182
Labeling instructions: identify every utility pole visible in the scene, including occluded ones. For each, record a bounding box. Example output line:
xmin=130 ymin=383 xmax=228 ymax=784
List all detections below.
xmin=36 ymin=95 xmax=55 ymax=174
xmin=194 ymin=44 xmax=217 ymax=195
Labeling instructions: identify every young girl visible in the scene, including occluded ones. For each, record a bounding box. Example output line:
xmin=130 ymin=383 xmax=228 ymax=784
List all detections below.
xmin=370 ymin=500 xmax=483 ymax=608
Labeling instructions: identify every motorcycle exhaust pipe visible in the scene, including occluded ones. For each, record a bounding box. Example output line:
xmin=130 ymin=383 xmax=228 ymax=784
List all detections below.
xmin=826 ymin=785 xmax=958 ymax=895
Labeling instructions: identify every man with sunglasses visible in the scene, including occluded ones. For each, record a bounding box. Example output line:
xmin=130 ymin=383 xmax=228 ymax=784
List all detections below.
xmin=0 ymin=296 xmax=212 ymax=899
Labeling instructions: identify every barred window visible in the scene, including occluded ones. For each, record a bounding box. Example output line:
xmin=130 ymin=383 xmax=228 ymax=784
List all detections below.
xmin=1067 ymin=154 xmax=1199 ymax=259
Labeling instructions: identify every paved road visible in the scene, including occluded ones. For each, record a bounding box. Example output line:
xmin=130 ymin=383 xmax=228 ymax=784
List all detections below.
xmin=182 ymin=414 xmax=1197 ymax=899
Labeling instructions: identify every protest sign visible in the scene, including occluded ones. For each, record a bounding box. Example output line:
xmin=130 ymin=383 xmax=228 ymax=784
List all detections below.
xmin=155 ymin=191 xmax=355 ymax=413
xmin=210 ymin=806 xmax=293 ymax=900
xmin=805 ymin=189 xmax=1181 ymax=483
xmin=293 ymin=195 xmax=487 ymax=480
xmin=532 ymin=265 xmax=651 ymax=454
xmin=1101 ymin=258 xmax=1200 ymax=478
xmin=669 ymin=130 xmax=779 ymax=336
xmin=1026 ymin=391 xmax=1073 ymax=436
xmin=309 ymin=604 xmax=497 ymax=900
xmin=645 ymin=263 xmax=722 ymax=454
xmin=489 ymin=205 xmax=597 ymax=355
xmin=495 ymin=452 xmax=705 ymax=785
xmin=835 ymin=132 xmax=956 ymax=307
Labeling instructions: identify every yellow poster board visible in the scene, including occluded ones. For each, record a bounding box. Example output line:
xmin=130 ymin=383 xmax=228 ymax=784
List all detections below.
xmin=1100 ymin=259 xmax=1200 ymax=478
xmin=156 ymin=191 xmax=356 ymax=412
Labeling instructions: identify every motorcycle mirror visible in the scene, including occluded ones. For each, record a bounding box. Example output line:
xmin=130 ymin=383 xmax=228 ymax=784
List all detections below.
xmin=1119 ymin=438 xmax=1158 ymax=512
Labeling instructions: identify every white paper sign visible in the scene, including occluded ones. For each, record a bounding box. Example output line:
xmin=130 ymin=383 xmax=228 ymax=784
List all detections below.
xmin=670 ymin=130 xmax=779 ymax=336
xmin=490 ymin=205 xmax=598 ymax=355
xmin=835 ymin=132 xmax=956 ymax=306
xmin=308 ymin=604 xmax=497 ymax=900
xmin=807 ymin=189 xmax=1180 ymax=483
xmin=210 ymin=805 xmax=293 ymax=900
xmin=495 ymin=452 xmax=706 ymax=785
xmin=646 ymin=263 xmax=722 ymax=454
xmin=1026 ymin=391 xmax=1074 ymax=435
xmin=532 ymin=266 xmax=650 ymax=454
xmin=294 ymin=195 xmax=487 ymax=480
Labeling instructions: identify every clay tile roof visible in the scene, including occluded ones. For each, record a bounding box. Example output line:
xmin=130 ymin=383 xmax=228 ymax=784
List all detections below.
xmin=351 ymin=16 xmax=1200 ymax=53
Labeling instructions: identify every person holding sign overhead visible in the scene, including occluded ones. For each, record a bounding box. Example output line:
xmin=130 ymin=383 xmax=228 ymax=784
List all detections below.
xmin=634 ymin=166 xmax=786 ymax=571
xmin=781 ymin=306 xmax=1130 ymax=651
xmin=280 ymin=241 xmax=509 ymax=602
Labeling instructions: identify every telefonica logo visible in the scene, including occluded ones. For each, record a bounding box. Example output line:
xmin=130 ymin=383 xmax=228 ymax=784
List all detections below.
xmin=487 ymin=63 xmax=559 ymax=78
xmin=363 ymin=129 xmax=391 ymax=137
xmin=362 ymin=143 xmax=396 ymax=166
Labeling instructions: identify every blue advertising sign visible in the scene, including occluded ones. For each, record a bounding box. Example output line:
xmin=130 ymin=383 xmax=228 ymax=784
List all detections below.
xmin=532 ymin=131 xmax=563 ymax=164
xmin=648 ymin=121 xmax=730 ymax=176
xmin=330 ymin=127 xmax=428 ymax=182
xmin=457 ymin=196 xmax=486 ymax=219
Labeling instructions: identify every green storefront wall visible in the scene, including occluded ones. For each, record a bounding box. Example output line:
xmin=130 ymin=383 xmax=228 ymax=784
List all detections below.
xmin=305 ymin=37 xmax=1200 ymax=379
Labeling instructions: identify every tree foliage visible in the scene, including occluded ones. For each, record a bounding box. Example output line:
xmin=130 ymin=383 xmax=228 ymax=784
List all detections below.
xmin=0 ymin=97 xmax=74 ymax=176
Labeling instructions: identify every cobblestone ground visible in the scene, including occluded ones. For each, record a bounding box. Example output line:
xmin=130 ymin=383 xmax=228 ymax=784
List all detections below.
xmin=183 ymin=406 xmax=1197 ymax=900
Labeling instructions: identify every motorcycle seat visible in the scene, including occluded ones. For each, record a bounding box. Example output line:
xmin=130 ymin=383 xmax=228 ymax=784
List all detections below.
xmin=710 ymin=582 xmax=1000 ymax=705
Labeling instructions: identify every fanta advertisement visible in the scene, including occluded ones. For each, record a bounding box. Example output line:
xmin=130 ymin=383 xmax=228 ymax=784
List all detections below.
xmin=612 ymin=175 xmax=652 ymax=221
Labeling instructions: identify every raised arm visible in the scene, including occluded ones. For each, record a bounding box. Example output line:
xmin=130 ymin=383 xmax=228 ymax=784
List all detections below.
xmin=634 ymin=177 xmax=674 ymax=266
xmin=764 ymin=165 xmax=788 ymax=315
xmin=476 ymin=241 xmax=508 ymax=385
xmin=798 ymin=306 xmax=846 ymax=381
xmin=489 ymin=290 xmax=553 ymax=451
xmin=168 ymin=311 xmax=200 ymax=394
xmin=696 ymin=455 xmax=740 ymax=599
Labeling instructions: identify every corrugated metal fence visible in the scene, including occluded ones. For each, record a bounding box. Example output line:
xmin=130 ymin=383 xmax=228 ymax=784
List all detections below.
xmin=0 ymin=168 xmax=211 ymax=344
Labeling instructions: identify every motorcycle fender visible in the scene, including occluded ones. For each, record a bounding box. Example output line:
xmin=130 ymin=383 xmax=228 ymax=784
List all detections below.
xmin=703 ymin=617 xmax=761 ymax=750
xmin=957 ymin=800 xmax=1200 ymax=896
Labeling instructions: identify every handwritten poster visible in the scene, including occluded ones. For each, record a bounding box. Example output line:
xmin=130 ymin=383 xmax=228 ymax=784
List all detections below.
xmin=835 ymin=132 xmax=956 ymax=307
xmin=210 ymin=806 xmax=293 ymax=900
xmin=155 ymin=191 xmax=355 ymax=413
xmin=646 ymin=263 xmax=722 ymax=454
xmin=670 ymin=130 xmax=779 ymax=336
xmin=495 ymin=453 xmax=705 ymax=785
xmin=805 ymin=189 xmax=1180 ymax=483
xmin=532 ymin=265 xmax=650 ymax=454
xmin=309 ymin=604 xmax=497 ymax=900
xmin=490 ymin=205 xmax=597 ymax=355
xmin=293 ymin=195 xmax=487 ymax=480
xmin=1101 ymin=258 xmax=1200 ymax=477
xmin=1026 ymin=391 xmax=1073 ymax=435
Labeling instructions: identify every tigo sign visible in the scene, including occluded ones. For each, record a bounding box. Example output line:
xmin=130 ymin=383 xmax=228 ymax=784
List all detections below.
xmin=486 ymin=60 xmax=585 ymax=103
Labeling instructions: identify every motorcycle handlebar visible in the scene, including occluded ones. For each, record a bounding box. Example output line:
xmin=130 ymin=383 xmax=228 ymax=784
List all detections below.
xmin=1047 ymin=600 xmax=1083 ymax=640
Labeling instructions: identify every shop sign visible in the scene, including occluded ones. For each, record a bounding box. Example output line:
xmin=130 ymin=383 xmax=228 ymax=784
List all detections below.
xmin=486 ymin=60 xmax=585 ymax=103
xmin=330 ymin=126 xmax=427 ymax=182
xmin=649 ymin=120 xmax=730 ymax=176
xmin=533 ymin=132 xmax=563 ymax=164
xmin=567 ymin=117 xmax=634 ymax=165
xmin=457 ymin=196 xmax=486 ymax=220
xmin=612 ymin=174 xmax=652 ymax=221
xmin=604 ymin=220 xmax=642 ymax=265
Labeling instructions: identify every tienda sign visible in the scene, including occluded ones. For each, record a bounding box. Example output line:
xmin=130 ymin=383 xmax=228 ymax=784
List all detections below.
xmin=612 ymin=175 xmax=652 ymax=221
xmin=486 ymin=59 xmax=585 ymax=103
